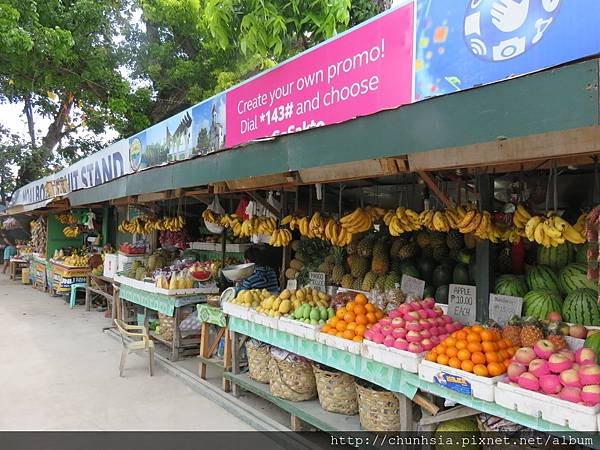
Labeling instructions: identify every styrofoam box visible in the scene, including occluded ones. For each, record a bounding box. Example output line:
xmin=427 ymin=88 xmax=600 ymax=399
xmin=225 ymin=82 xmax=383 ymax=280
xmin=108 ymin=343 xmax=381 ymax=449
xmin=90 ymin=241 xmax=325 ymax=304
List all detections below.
xmin=222 ymin=300 xmax=253 ymax=320
xmin=113 ymin=274 xmax=219 ymax=296
xmin=316 ymin=332 xmax=362 ymax=355
xmin=103 ymin=253 xmax=118 ymax=279
xmin=419 ymin=359 xmax=504 ymax=402
xmin=278 ymin=317 xmax=320 ymax=340
xmin=361 ymin=339 xmax=423 ymax=373
xmin=252 ymin=312 xmax=279 ymax=331
xmin=495 ymin=381 xmax=600 ymax=431
xmin=117 ymin=253 xmax=147 ymax=274
xmin=189 ymin=242 xmax=217 ymax=251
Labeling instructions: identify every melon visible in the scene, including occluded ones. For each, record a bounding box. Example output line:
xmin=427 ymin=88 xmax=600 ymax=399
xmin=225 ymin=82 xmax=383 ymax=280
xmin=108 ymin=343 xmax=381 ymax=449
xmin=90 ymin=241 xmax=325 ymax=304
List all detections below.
xmin=433 ymin=265 xmax=452 ymax=288
xmin=495 ymin=274 xmax=528 ymax=298
xmin=575 ymin=243 xmax=589 ymax=264
xmin=558 ymin=263 xmax=597 ymax=296
xmin=526 ymin=265 xmax=560 ymax=292
xmin=417 ymin=257 xmax=437 ymax=284
xmin=523 ymin=289 xmax=563 ymax=321
xmin=537 ymin=243 xmax=573 ymax=270
xmin=435 ymin=284 xmax=449 ymax=304
xmin=562 ymin=288 xmax=600 ymax=326
xmin=584 ymin=333 xmax=600 ymax=364
xmin=453 ymin=263 xmax=470 ymax=285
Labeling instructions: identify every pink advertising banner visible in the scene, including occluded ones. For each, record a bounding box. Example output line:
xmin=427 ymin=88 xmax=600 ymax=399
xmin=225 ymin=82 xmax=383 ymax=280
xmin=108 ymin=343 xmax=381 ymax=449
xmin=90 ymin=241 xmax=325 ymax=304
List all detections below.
xmin=225 ymin=3 xmax=415 ymax=148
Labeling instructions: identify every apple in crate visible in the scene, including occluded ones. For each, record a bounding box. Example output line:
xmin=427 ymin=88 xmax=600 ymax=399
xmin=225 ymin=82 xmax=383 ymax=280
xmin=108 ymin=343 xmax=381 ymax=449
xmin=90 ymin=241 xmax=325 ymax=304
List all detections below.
xmin=381 ymin=325 xmax=394 ymax=336
xmin=407 ymin=342 xmax=423 ymax=354
xmin=579 ymin=365 xmax=600 ymax=386
xmin=570 ymin=325 xmax=588 ymax=339
xmin=383 ymin=335 xmax=395 ymax=347
xmin=393 ymin=338 xmax=408 ymax=351
xmin=533 ymin=340 xmax=555 ymax=360
xmin=507 ymin=363 xmax=527 ymax=382
xmin=539 ymin=374 xmax=562 ymax=395
xmin=581 ymin=385 xmax=600 ymax=406
xmin=515 ymin=347 xmax=536 ymax=365
xmin=517 ymin=373 xmax=540 ymax=391
xmin=559 ymin=386 xmax=582 ymax=403
xmin=392 ymin=328 xmax=407 ymax=339
xmin=529 ymin=359 xmax=551 ymax=378
xmin=558 ymin=349 xmax=575 ymax=362
xmin=559 ymin=369 xmax=582 ymax=388
xmin=548 ymin=353 xmax=573 ymax=374
xmin=391 ymin=317 xmax=405 ymax=329
xmin=576 ymin=348 xmax=597 ymax=366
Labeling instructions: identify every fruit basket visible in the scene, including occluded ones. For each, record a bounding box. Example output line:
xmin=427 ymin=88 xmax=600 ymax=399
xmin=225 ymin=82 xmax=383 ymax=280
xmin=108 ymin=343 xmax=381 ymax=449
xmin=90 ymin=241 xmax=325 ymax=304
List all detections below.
xmin=419 ymin=360 xmax=505 ymax=402
xmin=361 ymin=339 xmax=423 ymax=373
xmin=278 ymin=317 xmax=321 ymax=340
xmin=495 ymin=381 xmax=600 ymax=431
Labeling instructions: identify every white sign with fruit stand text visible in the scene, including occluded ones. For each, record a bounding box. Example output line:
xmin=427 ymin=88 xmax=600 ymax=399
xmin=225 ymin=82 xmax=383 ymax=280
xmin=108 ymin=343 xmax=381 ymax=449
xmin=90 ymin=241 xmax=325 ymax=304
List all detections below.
xmin=448 ymin=284 xmax=476 ymax=325
xmin=489 ymin=294 xmax=522 ymax=327
xmin=400 ymin=275 xmax=425 ymax=298
xmin=308 ymin=272 xmax=326 ymax=292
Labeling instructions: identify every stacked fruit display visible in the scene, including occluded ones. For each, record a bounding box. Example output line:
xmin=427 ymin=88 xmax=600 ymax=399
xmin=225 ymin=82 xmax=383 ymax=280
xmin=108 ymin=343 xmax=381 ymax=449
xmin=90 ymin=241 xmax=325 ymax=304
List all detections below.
xmin=506 ymin=340 xmax=600 ymax=405
xmin=363 ymin=298 xmax=462 ymax=354
xmin=30 ymin=217 xmax=47 ymax=255
xmin=118 ymin=215 xmax=185 ymax=234
xmin=57 ymin=213 xmax=79 ymax=225
xmin=63 ymin=225 xmax=81 ymax=238
xmin=321 ymin=293 xmax=384 ymax=342
xmin=63 ymin=253 xmax=89 ymax=267
xmin=425 ymin=324 xmax=517 ymax=377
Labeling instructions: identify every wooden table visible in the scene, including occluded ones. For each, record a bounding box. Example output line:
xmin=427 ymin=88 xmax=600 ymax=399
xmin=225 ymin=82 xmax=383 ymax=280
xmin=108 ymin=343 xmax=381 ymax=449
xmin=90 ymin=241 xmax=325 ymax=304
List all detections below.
xmin=197 ymin=304 xmax=232 ymax=391
xmin=9 ymin=258 xmax=28 ymax=280
xmin=86 ymin=274 xmax=119 ymax=318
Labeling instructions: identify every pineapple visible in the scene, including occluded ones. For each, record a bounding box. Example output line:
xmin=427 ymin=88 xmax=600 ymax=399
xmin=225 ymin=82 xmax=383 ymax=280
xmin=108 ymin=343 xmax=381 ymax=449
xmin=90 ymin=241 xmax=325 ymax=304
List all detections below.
xmin=362 ymin=271 xmax=378 ymax=291
xmin=416 ymin=231 xmax=430 ymax=248
xmin=502 ymin=316 xmax=522 ymax=347
xmin=341 ymin=274 xmax=354 ymax=289
xmin=520 ymin=317 xmax=544 ymax=347
xmin=390 ymin=237 xmax=408 ymax=257
xmin=349 ymin=256 xmax=369 ymax=279
xmin=371 ymin=240 xmax=389 ymax=275
xmin=397 ymin=242 xmax=418 ymax=260
xmin=546 ymin=322 xmax=568 ymax=351
xmin=357 ymin=235 xmax=375 ymax=258
xmin=352 ymin=277 xmax=363 ymax=290
xmin=346 ymin=239 xmax=358 ymax=256
xmin=384 ymin=272 xmax=401 ymax=291
xmin=318 ymin=261 xmax=333 ymax=275
xmin=446 ymin=230 xmax=464 ymax=250
xmin=374 ymin=275 xmax=386 ymax=291
xmin=331 ymin=265 xmax=345 ymax=284
xmin=324 ymin=254 xmax=336 ymax=265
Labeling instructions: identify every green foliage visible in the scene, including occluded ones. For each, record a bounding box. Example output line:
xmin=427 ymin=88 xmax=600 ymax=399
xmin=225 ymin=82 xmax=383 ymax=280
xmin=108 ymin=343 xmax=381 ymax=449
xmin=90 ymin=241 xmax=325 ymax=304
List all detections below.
xmin=0 ymin=125 xmax=25 ymax=203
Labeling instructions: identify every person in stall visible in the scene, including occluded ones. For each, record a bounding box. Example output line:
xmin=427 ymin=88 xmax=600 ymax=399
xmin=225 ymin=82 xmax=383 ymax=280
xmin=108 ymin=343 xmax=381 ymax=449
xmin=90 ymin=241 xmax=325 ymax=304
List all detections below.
xmin=237 ymin=245 xmax=279 ymax=293
xmin=2 ymin=237 xmax=17 ymax=275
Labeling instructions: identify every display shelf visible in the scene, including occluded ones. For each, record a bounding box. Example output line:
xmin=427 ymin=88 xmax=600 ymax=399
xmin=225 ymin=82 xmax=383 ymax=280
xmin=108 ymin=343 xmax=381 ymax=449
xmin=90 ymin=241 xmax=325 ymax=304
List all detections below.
xmin=224 ymin=372 xmax=362 ymax=433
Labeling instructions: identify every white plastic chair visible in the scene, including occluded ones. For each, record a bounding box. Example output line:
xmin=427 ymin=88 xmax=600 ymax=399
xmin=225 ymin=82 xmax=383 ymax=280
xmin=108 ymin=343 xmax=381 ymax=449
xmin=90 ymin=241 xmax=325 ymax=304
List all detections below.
xmin=114 ymin=319 xmax=155 ymax=376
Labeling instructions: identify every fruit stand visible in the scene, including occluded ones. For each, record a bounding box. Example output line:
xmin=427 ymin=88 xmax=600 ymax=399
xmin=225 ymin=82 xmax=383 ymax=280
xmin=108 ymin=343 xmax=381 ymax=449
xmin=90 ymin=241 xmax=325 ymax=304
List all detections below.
xmin=30 ymin=254 xmax=48 ymax=291
xmin=48 ymin=259 xmax=90 ymax=296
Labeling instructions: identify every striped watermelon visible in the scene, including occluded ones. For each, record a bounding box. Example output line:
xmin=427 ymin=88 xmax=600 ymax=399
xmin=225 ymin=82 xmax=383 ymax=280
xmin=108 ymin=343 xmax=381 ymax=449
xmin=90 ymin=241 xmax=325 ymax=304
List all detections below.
xmin=537 ymin=243 xmax=573 ymax=270
xmin=524 ymin=289 xmax=563 ymax=320
xmin=558 ymin=263 xmax=597 ymax=295
xmin=575 ymin=243 xmax=589 ymax=264
xmin=526 ymin=265 xmax=560 ymax=292
xmin=495 ymin=275 xmax=528 ymax=298
xmin=562 ymin=288 xmax=600 ymax=326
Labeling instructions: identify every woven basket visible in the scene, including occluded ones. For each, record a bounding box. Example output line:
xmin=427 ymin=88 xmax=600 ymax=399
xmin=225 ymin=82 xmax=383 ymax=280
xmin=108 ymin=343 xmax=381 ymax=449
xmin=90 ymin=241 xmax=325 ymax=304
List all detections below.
xmin=269 ymin=356 xmax=317 ymax=401
xmin=355 ymin=381 xmax=400 ymax=431
xmin=245 ymin=341 xmax=271 ymax=383
xmin=158 ymin=313 xmax=175 ymax=342
xmin=312 ymin=364 xmax=358 ymax=415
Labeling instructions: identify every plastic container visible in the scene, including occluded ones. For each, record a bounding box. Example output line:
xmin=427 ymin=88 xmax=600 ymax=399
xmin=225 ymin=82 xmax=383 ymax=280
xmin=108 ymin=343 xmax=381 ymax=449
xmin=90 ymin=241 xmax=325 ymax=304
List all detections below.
xmin=361 ymin=339 xmax=423 ymax=373
xmin=278 ymin=317 xmax=321 ymax=340
xmin=495 ymin=381 xmax=600 ymax=431
xmin=103 ymin=253 xmax=118 ymax=278
xmin=252 ymin=312 xmax=279 ymax=330
xmin=316 ymin=332 xmax=362 ymax=355
xmin=418 ymin=359 xmax=504 ymax=402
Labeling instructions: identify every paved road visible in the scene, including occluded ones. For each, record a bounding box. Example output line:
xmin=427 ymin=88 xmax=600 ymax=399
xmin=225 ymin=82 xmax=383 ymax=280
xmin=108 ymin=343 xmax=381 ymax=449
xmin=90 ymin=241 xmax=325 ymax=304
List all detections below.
xmin=0 ymin=275 xmax=255 ymax=431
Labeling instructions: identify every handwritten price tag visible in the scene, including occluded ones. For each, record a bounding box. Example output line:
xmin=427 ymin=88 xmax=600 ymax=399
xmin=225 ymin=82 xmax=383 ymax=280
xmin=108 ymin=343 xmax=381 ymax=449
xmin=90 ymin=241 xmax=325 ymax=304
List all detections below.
xmin=400 ymin=274 xmax=425 ymax=298
xmin=489 ymin=294 xmax=522 ymax=327
xmin=448 ymin=284 xmax=476 ymax=325
xmin=286 ymin=279 xmax=298 ymax=291
xmin=309 ymin=272 xmax=326 ymax=292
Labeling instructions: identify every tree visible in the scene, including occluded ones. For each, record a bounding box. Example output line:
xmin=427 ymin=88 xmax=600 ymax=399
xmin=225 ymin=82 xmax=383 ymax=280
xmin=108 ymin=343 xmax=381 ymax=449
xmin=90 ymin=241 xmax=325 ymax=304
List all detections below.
xmin=0 ymin=0 xmax=133 ymax=185
xmin=0 ymin=125 xmax=26 ymax=204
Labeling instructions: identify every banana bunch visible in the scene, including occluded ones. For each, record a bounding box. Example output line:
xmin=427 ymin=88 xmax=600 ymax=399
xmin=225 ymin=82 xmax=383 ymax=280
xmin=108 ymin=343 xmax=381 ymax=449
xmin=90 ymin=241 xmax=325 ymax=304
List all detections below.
xmin=340 ymin=208 xmax=374 ymax=234
xmin=296 ymin=216 xmax=313 ymax=238
xmin=365 ymin=206 xmax=386 ymax=222
xmin=63 ymin=226 xmax=81 ymax=238
xmin=156 ymin=216 xmax=185 ymax=232
xmin=525 ymin=215 xmax=585 ymax=247
xmin=308 ymin=212 xmax=327 ymax=239
xmin=269 ymin=228 xmax=293 ymax=247
xmin=512 ymin=203 xmax=532 ymax=229
xmin=385 ymin=207 xmax=421 ymax=236
xmin=281 ymin=214 xmax=305 ymax=231
xmin=256 ymin=216 xmax=277 ymax=235
xmin=236 ymin=216 xmax=277 ymax=238
xmin=64 ymin=254 xmax=89 ymax=267
xmin=420 ymin=210 xmax=449 ymax=232
xmin=202 ymin=209 xmax=221 ymax=224
xmin=219 ymin=214 xmax=242 ymax=229
xmin=324 ymin=218 xmax=354 ymax=247
xmin=574 ymin=213 xmax=586 ymax=234
xmin=502 ymin=227 xmax=524 ymax=244
xmin=57 ymin=213 xmax=78 ymax=225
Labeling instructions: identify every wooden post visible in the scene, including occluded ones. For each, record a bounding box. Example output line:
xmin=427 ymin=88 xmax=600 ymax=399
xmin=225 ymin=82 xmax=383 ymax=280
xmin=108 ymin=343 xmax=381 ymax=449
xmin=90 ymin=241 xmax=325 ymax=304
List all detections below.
xmin=475 ymin=174 xmax=494 ymax=322
xmin=85 ymin=274 xmax=91 ymax=311
xmin=230 ymin=330 xmax=240 ymax=397
xmin=222 ymin=323 xmax=232 ymax=392
xmin=398 ymin=393 xmax=415 ymax=431
xmin=418 ymin=171 xmax=453 ymax=208
xmin=172 ymin=307 xmax=181 ymax=361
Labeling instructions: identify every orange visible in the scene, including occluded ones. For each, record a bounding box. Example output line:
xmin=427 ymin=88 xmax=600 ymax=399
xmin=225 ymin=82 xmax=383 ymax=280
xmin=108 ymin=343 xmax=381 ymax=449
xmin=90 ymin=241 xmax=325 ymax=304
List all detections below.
xmin=471 ymin=351 xmax=486 ymax=365
xmin=467 ymin=342 xmax=483 ymax=353
xmin=503 ymin=359 xmax=511 ymax=369
xmin=482 ymin=341 xmax=497 ymax=352
xmin=328 ymin=328 xmax=337 ymax=336
xmin=456 ymin=340 xmax=467 ymax=350
xmin=346 ymin=301 xmax=356 ymax=312
xmin=322 ymin=325 xmax=331 ymax=333
xmin=366 ymin=312 xmax=377 ymax=324
xmin=444 ymin=337 xmax=457 ymax=347
xmin=451 ymin=331 xmax=460 ymax=338
xmin=335 ymin=321 xmax=347 ymax=332
xmin=352 ymin=336 xmax=363 ymax=342
xmin=329 ymin=317 xmax=339 ymax=326
xmin=449 ymin=356 xmax=462 ymax=369
xmin=473 ymin=364 xmax=489 ymax=377
xmin=355 ymin=324 xmax=366 ymax=337
xmin=445 ymin=347 xmax=458 ymax=358
xmin=502 ymin=338 xmax=513 ymax=348
xmin=365 ymin=303 xmax=375 ymax=313
xmin=336 ymin=331 xmax=344 ymax=337
xmin=487 ymin=362 xmax=505 ymax=377
xmin=485 ymin=352 xmax=499 ymax=364
xmin=480 ymin=330 xmax=494 ymax=341
xmin=461 ymin=360 xmax=474 ymax=373
xmin=346 ymin=322 xmax=357 ymax=331
xmin=366 ymin=323 xmax=373 ymax=330
xmin=437 ymin=354 xmax=449 ymax=365
xmin=375 ymin=310 xmax=384 ymax=320
xmin=457 ymin=349 xmax=471 ymax=361
xmin=353 ymin=304 xmax=366 ymax=315
xmin=426 ymin=351 xmax=438 ymax=362
xmin=497 ymin=350 xmax=509 ymax=361
xmin=455 ymin=330 xmax=468 ymax=341
xmin=355 ymin=314 xmax=368 ymax=326
xmin=467 ymin=333 xmax=481 ymax=343
xmin=506 ymin=347 xmax=516 ymax=357
xmin=471 ymin=324 xmax=484 ymax=334
xmin=343 ymin=329 xmax=355 ymax=340
xmin=343 ymin=311 xmax=356 ymax=323
xmin=434 ymin=344 xmax=447 ymax=355
xmin=336 ymin=307 xmax=347 ymax=319
xmin=354 ymin=293 xmax=368 ymax=305
xmin=496 ymin=339 xmax=507 ymax=350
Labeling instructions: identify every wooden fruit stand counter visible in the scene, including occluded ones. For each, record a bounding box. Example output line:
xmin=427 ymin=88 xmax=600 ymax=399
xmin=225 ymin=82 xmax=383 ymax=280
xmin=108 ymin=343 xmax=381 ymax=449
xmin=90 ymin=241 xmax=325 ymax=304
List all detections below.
xmin=30 ymin=255 xmax=48 ymax=291
xmin=48 ymin=259 xmax=90 ymax=296
xmin=9 ymin=258 xmax=28 ymax=281
xmin=86 ymin=273 xmax=119 ymax=317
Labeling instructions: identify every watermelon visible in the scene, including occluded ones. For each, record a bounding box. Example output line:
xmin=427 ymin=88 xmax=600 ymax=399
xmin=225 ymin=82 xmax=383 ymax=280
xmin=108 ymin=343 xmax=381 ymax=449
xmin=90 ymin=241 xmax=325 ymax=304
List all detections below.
xmin=423 ymin=285 xmax=436 ymax=299
xmin=453 ymin=263 xmax=470 ymax=285
xmin=526 ymin=265 xmax=560 ymax=292
xmin=495 ymin=274 xmax=528 ymax=298
xmin=435 ymin=284 xmax=449 ymax=304
xmin=584 ymin=332 xmax=600 ymax=363
xmin=417 ymin=257 xmax=436 ymax=284
xmin=432 ymin=265 xmax=452 ymax=288
xmin=523 ymin=289 xmax=563 ymax=320
xmin=537 ymin=243 xmax=573 ymax=270
xmin=400 ymin=264 xmax=420 ymax=278
xmin=562 ymin=288 xmax=600 ymax=326
xmin=575 ymin=243 xmax=589 ymax=264
xmin=559 ymin=263 xmax=597 ymax=295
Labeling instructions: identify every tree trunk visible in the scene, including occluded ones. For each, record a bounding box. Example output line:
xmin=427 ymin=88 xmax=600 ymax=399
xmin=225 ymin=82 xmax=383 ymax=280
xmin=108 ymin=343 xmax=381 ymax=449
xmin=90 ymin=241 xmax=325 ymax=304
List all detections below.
xmin=42 ymin=94 xmax=74 ymax=153
xmin=23 ymin=94 xmax=36 ymax=148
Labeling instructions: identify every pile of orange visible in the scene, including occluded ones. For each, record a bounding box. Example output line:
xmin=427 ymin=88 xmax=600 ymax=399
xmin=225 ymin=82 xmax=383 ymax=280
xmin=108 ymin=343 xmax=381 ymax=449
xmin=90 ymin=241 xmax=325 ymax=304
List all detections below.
xmin=321 ymin=293 xmax=384 ymax=342
xmin=425 ymin=324 xmax=517 ymax=377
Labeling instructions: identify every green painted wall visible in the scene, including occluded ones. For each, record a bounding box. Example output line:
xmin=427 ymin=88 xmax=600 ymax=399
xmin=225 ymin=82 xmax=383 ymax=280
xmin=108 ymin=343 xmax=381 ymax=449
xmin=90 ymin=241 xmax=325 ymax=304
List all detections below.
xmin=46 ymin=213 xmax=83 ymax=258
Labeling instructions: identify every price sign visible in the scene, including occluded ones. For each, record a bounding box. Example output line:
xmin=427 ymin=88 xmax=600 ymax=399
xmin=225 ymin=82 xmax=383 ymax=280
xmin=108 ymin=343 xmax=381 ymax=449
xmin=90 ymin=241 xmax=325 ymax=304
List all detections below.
xmin=308 ymin=272 xmax=326 ymax=292
xmin=489 ymin=294 xmax=523 ymax=327
xmin=448 ymin=284 xmax=476 ymax=325
xmin=400 ymin=275 xmax=425 ymax=298
xmin=286 ymin=279 xmax=298 ymax=291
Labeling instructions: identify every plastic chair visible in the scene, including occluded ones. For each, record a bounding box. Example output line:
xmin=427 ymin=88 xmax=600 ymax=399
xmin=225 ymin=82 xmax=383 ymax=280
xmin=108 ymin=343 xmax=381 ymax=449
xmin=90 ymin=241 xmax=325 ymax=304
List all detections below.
xmin=69 ymin=283 xmax=87 ymax=308
xmin=113 ymin=318 xmax=155 ymax=377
